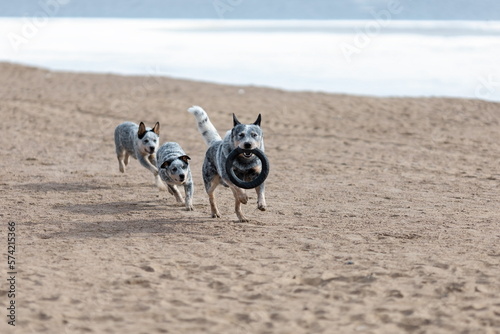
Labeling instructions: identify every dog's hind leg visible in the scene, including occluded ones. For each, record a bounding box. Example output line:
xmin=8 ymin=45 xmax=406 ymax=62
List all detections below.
xmin=124 ymin=153 xmax=130 ymax=166
xmin=168 ymin=184 xmax=183 ymax=203
xmin=114 ymin=130 xmax=126 ymax=173
xmin=117 ymin=150 xmax=126 ymax=173
xmin=255 ymin=183 xmax=267 ymax=211
xmin=206 ymin=176 xmax=222 ymax=218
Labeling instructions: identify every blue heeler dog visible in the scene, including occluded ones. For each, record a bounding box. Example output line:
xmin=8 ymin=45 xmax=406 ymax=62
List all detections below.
xmin=114 ymin=121 xmax=165 ymax=190
xmin=156 ymin=142 xmax=194 ymax=211
xmin=188 ymin=106 xmax=266 ymax=222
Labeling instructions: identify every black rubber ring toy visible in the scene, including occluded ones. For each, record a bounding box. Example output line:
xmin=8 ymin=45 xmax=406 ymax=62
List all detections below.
xmin=225 ymin=147 xmax=270 ymax=189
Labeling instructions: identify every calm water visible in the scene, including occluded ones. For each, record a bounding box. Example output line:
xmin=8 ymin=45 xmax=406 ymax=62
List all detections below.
xmin=1 ymin=18 xmax=499 ymax=101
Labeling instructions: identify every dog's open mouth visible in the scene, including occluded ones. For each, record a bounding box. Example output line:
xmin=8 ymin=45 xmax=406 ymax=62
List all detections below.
xmin=226 ymin=147 xmax=270 ymax=189
xmin=242 ymin=152 xmax=254 ymax=158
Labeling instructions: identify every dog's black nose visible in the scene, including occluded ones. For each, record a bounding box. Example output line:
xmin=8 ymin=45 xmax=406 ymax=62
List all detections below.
xmin=179 ymin=174 xmax=185 ymax=181
xmin=244 ymin=142 xmax=252 ymax=149
xmin=149 ymin=147 xmax=155 ymax=152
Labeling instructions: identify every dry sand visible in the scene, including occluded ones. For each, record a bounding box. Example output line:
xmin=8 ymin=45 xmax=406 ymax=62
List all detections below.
xmin=0 ymin=62 xmax=499 ymax=333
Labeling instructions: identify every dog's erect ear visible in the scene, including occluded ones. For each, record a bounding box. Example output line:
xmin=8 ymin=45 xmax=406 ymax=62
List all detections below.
xmin=253 ymin=114 xmax=262 ymax=127
xmin=233 ymin=113 xmax=241 ymax=127
xmin=152 ymin=122 xmax=160 ymax=135
xmin=160 ymin=161 xmax=170 ymax=169
xmin=138 ymin=122 xmax=147 ymax=138
xmin=179 ymin=155 xmax=191 ymax=164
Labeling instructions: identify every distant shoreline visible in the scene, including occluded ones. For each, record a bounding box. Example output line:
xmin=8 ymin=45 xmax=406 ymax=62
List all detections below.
xmin=3 ymin=61 xmax=498 ymax=104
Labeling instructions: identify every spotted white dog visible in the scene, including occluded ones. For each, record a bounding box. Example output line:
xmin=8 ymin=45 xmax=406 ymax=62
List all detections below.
xmin=156 ymin=142 xmax=194 ymax=211
xmin=114 ymin=121 xmax=164 ymax=189
xmin=188 ymin=106 xmax=266 ymax=222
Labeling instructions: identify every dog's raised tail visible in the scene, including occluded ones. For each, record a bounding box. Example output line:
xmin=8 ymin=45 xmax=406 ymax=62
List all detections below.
xmin=187 ymin=106 xmax=222 ymax=147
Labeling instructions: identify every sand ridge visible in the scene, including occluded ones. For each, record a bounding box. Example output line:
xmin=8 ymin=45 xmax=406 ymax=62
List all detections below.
xmin=0 ymin=63 xmax=499 ymax=333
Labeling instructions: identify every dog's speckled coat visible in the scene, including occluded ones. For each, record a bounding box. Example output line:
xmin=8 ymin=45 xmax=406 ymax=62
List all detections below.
xmin=156 ymin=142 xmax=194 ymax=211
xmin=114 ymin=121 xmax=164 ymax=189
xmin=188 ymin=106 xmax=266 ymax=222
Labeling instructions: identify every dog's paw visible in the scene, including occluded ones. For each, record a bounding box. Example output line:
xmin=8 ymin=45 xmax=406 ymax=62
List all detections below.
xmin=155 ymin=179 xmax=167 ymax=191
xmin=119 ymin=166 xmax=125 ymax=173
xmin=185 ymin=206 xmax=194 ymax=211
xmin=258 ymin=203 xmax=267 ymax=211
xmin=238 ymin=193 xmax=249 ymax=204
xmin=211 ymin=211 xmax=221 ymax=218
xmin=238 ymin=216 xmax=249 ymax=223
xmin=236 ymin=209 xmax=249 ymax=222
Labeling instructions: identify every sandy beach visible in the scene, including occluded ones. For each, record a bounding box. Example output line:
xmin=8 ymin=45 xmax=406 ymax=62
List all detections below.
xmin=0 ymin=62 xmax=499 ymax=333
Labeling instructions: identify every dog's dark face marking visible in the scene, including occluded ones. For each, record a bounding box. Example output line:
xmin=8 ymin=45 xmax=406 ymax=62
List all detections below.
xmin=138 ymin=122 xmax=160 ymax=137
xmin=231 ymin=114 xmax=263 ymax=155
xmin=137 ymin=122 xmax=160 ymax=154
xmin=160 ymin=155 xmax=191 ymax=184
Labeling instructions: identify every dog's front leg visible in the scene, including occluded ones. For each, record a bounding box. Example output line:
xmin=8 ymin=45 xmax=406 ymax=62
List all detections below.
xmin=255 ymin=183 xmax=267 ymax=211
xmin=184 ymin=182 xmax=194 ymax=211
xmin=167 ymin=184 xmax=183 ymax=203
xmin=230 ymin=186 xmax=248 ymax=222
xmin=144 ymin=154 xmax=167 ymax=190
xmin=138 ymin=154 xmax=158 ymax=174
xmin=229 ymin=184 xmax=248 ymax=204
xmin=154 ymin=174 xmax=166 ymax=190
xmin=148 ymin=153 xmax=158 ymax=168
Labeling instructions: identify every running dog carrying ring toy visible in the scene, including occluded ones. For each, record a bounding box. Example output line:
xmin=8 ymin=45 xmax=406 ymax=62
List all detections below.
xmin=225 ymin=147 xmax=270 ymax=189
